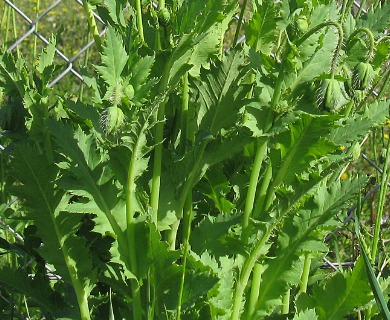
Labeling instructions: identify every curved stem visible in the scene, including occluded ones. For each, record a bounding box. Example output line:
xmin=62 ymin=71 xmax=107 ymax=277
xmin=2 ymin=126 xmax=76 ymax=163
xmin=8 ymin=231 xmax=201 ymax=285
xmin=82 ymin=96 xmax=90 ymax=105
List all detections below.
xmin=358 ymin=63 xmax=390 ymax=108
xmin=348 ymin=28 xmax=375 ymax=61
xmin=294 ymin=21 xmax=344 ymax=76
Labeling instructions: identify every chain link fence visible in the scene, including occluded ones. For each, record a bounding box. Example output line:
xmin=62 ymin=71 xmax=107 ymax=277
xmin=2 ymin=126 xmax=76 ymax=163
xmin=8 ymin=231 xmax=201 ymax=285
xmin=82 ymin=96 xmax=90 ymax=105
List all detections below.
xmin=0 ymin=0 xmax=389 ymax=274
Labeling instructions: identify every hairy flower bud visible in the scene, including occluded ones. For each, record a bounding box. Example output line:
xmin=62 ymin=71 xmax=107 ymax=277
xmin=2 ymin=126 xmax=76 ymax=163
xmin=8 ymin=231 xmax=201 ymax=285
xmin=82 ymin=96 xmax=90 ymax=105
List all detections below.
xmin=353 ymin=62 xmax=375 ymax=91
xmin=158 ymin=8 xmax=171 ymax=27
xmin=101 ymin=106 xmax=124 ymax=134
xmin=296 ymin=17 xmax=309 ymax=33
xmin=318 ymin=78 xmax=346 ymax=112
xmin=121 ymin=84 xmax=135 ymax=106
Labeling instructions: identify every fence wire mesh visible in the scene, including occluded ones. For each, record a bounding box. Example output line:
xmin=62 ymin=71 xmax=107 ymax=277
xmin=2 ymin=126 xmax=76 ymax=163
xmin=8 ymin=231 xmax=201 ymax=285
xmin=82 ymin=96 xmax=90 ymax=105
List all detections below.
xmin=0 ymin=0 xmax=389 ymax=275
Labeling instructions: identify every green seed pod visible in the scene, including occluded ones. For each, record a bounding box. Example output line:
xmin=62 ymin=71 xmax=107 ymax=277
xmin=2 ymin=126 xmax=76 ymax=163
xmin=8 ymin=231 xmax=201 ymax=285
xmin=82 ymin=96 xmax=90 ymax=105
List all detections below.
xmin=124 ymin=84 xmax=134 ymax=100
xmin=121 ymin=84 xmax=135 ymax=106
xmin=109 ymin=82 xmax=123 ymax=107
xmin=101 ymin=106 xmax=124 ymax=133
xmin=158 ymin=8 xmax=171 ymax=27
xmin=353 ymin=62 xmax=375 ymax=90
xmin=318 ymin=78 xmax=344 ymax=112
xmin=296 ymin=17 xmax=309 ymax=33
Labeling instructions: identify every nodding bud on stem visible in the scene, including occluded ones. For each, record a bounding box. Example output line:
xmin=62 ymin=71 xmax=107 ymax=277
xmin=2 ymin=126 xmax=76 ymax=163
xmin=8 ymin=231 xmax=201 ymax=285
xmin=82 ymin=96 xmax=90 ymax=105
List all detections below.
xmin=296 ymin=17 xmax=309 ymax=33
xmin=121 ymin=84 xmax=135 ymax=106
xmin=158 ymin=8 xmax=171 ymax=27
xmin=353 ymin=62 xmax=375 ymax=91
xmin=317 ymin=78 xmax=346 ymax=113
xmin=101 ymin=106 xmax=124 ymax=134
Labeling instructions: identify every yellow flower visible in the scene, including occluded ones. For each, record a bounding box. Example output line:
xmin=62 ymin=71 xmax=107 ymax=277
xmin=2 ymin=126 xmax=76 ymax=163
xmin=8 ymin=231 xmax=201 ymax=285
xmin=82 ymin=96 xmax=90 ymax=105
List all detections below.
xmin=341 ymin=172 xmax=348 ymax=180
xmin=384 ymin=133 xmax=389 ymax=139
xmin=339 ymin=146 xmax=346 ymax=151
xmin=386 ymin=119 xmax=390 ymax=126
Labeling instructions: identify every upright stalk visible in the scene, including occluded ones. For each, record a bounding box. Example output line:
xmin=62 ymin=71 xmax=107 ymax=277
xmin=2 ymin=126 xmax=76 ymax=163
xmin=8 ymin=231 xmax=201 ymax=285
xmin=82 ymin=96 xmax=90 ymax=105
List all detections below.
xmin=247 ymin=263 xmax=264 ymax=318
xmin=176 ymin=194 xmax=192 ymax=320
xmin=125 ymin=123 xmax=148 ymax=320
xmin=82 ymin=0 xmax=102 ymax=52
xmin=356 ymin=0 xmax=366 ymax=19
xmin=242 ymin=138 xmax=268 ymax=242
xmin=233 ymin=0 xmax=248 ymax=46
xmin=230 ymin=225 xmax=273 ymax=320
xmin=135 ymin=0 xmax=145 ymax=42
xmin=371 ymin=137 xmax=390 ymax=263
xmin=177 ymin=72 xmax=192 ymax=317
xmin=300 ymin=253 xmax=311 ymax=293
xmin=32 ymin=0 xmax=40 ymax=68
xmin=281 ymin=289 xmax=290 ymax=314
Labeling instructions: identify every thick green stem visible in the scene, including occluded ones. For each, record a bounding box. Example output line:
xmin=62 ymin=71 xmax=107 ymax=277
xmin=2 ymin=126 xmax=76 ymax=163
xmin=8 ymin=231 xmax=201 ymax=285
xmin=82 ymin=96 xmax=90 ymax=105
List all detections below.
xmin=32 ymin=0 xmax=40 ymax=67
xmin=180 ymin=73 xmax=190 ymax=149
xmin=281 ymin=289 xmax=290 ymax=314
xmin=230 ymin=225 xmax=273 ymax=320
xmin=82 ymin=1 xmax=102 ymax=52
xmin=150 ymin=43 xmax=177 ymax=223
xmin=242 ymin=138 xmax=268 ymax=242
xmin=135 ymin=0 xmax=145 ymax=42
xmin=371 ymin=137 xmax=390 ymax=263
xmin=252 ymin=161 xmax=272 ymax=218
xmin=300 ymin=253 xmax=311 ymax=293
xmin=176 ymin=193 xmax=193 ymax=320
xmin=74 ymin=284 xmax=92 ymax=320
xmin=125 ymin=121 xmax=149 ymax=320
xmin=356 ymin=0 xmax=366 ymax=19
xmin=150 ymin=99 xmax=167 ymax=222
xmin=247 ymin=263 xmax=264 ymax=318
xmin=233 ymin=0 xmax=248 ymax=46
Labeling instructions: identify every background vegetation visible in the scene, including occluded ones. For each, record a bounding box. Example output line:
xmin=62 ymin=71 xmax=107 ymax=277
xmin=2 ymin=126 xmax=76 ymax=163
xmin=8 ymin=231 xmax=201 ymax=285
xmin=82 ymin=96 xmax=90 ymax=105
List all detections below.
xmin=0 ymin=0 xmax=389 ymax=319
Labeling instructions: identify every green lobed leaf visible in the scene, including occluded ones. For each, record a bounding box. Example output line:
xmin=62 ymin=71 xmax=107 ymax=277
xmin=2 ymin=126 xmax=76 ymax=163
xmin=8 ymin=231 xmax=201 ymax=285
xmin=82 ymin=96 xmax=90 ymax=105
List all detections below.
xmin=36 ymin=36 xmax=56 ymax=79
xmin=329 ymin=100 xmax=389 ymax=146
xmin=95 ymin=27 xmax=128 ymax=88
xmin=269 ymin=113 xmax=336 ymax=188
xmin=289 ymin=27 xmax=338 ymax=88
xmin=245 ymin=0 xmax=278 ymax=55
xmin=255 ymin=177 xmax=366 ymax=315
xmin=0 ymin=266 xmax=67 ymax=315
xmin=11 ymin=144 xmax=97 ymax=294
xmin=301 ymin=256 xmax=373 ymax=319
xmin=102 ymin=0 xmax=127 ymax=26
xmin=193 ymin=48 xmax=249 ymax=135
xmin=355 ymin=214 xmax=390 ymax=319
xmin=190 ymin=212 xmax=242 ymax=257
xmin=293 ymin=309 xmax=318 ymax=319
xmin=357 ymin=3 xmax=390 ymax=36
